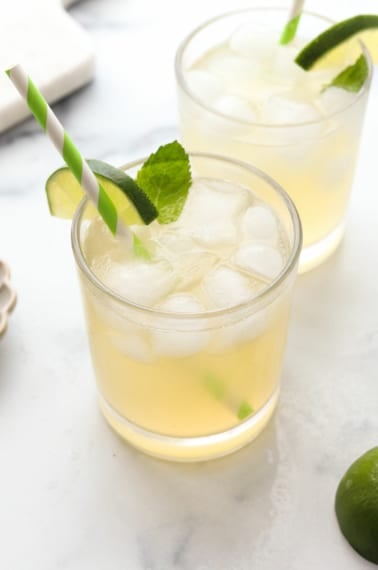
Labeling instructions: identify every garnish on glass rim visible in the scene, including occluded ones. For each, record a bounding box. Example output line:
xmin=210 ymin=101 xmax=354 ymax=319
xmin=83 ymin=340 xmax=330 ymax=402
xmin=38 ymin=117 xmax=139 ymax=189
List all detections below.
xmin=46 ymin=141 xmax=192 ymax=256
xmin=6 ymin=66 xmax=193 ymax=245
xmin=6 ymin=65 xmax=134 ymax=244
xmin=295 ymin=15 xmax=378 ymax=93
xmin=136 ymin=141 xmax=191 ymax=224
xmin=46 ymin=159 xmax=158 ymax=226
xmin=46 ymin=140 xmax=192 ymax=225
xmin=295 ymin=15 xmax=378 ymax=70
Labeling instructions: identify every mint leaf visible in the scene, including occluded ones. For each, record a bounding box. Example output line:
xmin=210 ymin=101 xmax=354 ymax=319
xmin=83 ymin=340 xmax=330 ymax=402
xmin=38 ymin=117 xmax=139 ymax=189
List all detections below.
xmin=324 ymin=54 xmax=369 ymax=93
xmin=237 ymin=401 xmax=254 ymax=421
xmin=203 ymin=373 xmax=254 ymax=421
xmin=203 ymin=373 xmax=225 ymax=401
xmin=136 ymin=141 xmax=191 ymax=224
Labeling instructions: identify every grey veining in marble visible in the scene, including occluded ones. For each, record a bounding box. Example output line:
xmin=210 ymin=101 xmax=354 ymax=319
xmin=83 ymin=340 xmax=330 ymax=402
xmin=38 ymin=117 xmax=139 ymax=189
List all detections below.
xmin=1 ymin=0 xmax=378 ymax=568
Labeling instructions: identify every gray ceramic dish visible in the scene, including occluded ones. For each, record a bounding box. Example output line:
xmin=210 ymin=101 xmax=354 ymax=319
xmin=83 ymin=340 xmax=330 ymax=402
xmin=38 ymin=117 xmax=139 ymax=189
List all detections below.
xmin=0 ymin=260 xmax=16 ymax=338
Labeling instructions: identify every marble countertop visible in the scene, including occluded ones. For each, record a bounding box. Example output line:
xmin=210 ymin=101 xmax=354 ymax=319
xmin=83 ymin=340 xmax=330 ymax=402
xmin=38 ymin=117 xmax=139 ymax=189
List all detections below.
xmin=1 ymin=0 xmax=378 ymax=568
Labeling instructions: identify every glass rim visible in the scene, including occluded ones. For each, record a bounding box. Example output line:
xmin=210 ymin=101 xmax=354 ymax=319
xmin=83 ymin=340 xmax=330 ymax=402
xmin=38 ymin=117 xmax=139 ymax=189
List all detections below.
xmin=174 ymin=6 xmax=373 ymax=129
xmin=71 ymin=152 xmax=302 ymax=322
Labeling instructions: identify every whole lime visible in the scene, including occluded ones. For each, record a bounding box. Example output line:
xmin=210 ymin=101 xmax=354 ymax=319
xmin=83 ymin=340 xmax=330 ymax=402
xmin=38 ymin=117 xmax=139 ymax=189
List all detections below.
xmin=335 ymin=447 xmax=378 ymax=564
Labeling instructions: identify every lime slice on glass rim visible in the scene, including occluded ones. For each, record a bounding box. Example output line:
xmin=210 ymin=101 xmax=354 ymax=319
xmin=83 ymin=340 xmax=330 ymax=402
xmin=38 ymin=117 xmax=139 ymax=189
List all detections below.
xmin=335 ymin=447 xmax=378 ymax=564
xmin=46 ymin=158 xmax=158 ymax=226
xmin=295 ymin=14 xmax=378 ymax=70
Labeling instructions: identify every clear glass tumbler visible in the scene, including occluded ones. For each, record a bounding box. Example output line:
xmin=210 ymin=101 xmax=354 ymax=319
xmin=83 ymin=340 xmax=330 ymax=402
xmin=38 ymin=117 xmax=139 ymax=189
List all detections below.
xmin=175 ymin=8 xmax=373 ymax=272
xmin=72 ymin=153 xmax=302 ymax=461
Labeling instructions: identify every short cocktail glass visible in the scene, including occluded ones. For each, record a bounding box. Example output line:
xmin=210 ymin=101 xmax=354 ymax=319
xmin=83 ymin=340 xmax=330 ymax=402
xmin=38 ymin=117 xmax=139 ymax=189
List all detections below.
xmin=72 ymin=153 xmax=301 ymax=461
xmin=175 ymin=8 xmax=373 ymax=272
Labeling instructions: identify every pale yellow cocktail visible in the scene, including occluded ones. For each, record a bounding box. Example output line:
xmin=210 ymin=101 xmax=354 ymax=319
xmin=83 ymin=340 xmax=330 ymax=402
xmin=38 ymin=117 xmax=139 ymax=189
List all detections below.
xmin=72 ymin=154 xmax=301 ymax=461
xmin=176 ymin=8 xmax=372 ymax=271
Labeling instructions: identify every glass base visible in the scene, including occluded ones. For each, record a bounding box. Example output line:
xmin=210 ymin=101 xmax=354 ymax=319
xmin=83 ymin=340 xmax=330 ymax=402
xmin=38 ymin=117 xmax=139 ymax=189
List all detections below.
xmin=98 ymin=387 xmax=280 ymax=462
xmin=299 ymin=222 xmax=345 ymax=274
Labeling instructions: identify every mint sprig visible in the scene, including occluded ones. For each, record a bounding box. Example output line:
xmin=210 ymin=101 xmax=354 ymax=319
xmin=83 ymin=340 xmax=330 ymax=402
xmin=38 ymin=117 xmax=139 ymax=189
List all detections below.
xmin=136 ymin=141 xmax=191 ymax=224
xmin=324 ymin=54 xmax=369 ymax=93
xmin=203 ymin=372 xmax=254 ymax=420
xmin=237 ymin=401 xmax=254 ymax=420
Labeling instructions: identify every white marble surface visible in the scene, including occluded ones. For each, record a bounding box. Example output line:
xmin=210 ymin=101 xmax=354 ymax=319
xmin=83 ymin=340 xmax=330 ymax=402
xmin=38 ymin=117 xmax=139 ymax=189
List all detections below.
xmin=1 ymin=0 xmax=378 ymax=568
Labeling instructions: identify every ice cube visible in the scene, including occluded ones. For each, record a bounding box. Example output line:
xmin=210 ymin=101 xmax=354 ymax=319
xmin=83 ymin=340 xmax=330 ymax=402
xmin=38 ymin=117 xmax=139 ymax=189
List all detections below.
xmin=154 ymin=231 xmax=218 ymax=289
xmin=190 ymin=221 xmax=239 ymax=248
xmin=158 ymin=294 xmax=205 ymax=314
xmin=270 ymin=45 xmax=308 ymax=84
xmin=302 ymin=68 xmax=343 ymax=99
xmin=153 ymin=294 xmax=209 ymax=357
xmin=155 ymin=230 xmax=200 ymax=265
xmin=185 ymin=70 xmax=223 ymax=103
xmin=179 ymin=252 xmax=218 ymax=289
xmin=317 ymin=86 xmax=357 ymax=115
xmin=178 ymin=179 xmax=250 ymax=248
xmin=260 ymin=94 xmax=324 ymax=147
xmin=102 ymin=260 xmax=176 ymax=307
xmin=215 ymin=309 xmax=270 ymax=350
xmin=262 ymin=94 xmax=322 ymax=125
xmin=109 ymin=330 xmax=153 ymax=363
xmin=241 ymin=206 xmax=278 ymax=244
xmin=234 ymin=244 xmax=283 ymax=280
xmin=84 ymin=218 xmax=126 ymax=264
xmin=131 ymin=221 xmax=159 ymax=243
xmin=206 ymin=53 xmax=262 ymax=97
xmin=215 ymin=292 xmax=286 ymax=350
xmin=154 ymin=231 xmax=196 ymax=261
xmin=213 ymin=95 xmax=258 ymax=122
xmin=203 ymin=266 xmax=253 ymax=309
xmin=229 ymin=25 xmax=276 ymax=62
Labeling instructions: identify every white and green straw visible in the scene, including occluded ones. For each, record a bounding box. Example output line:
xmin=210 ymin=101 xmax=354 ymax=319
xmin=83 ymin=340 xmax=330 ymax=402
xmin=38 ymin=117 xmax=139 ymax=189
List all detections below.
xmin=6 ymin=64 xmax=132 ymax=245
xmin=280 ymin=0 xmax=305 ymax=45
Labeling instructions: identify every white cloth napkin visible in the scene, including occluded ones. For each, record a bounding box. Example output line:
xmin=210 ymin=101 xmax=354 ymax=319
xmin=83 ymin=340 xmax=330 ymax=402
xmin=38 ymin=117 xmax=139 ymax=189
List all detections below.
xmin=0 ymin=0 xmax=94 ymax=133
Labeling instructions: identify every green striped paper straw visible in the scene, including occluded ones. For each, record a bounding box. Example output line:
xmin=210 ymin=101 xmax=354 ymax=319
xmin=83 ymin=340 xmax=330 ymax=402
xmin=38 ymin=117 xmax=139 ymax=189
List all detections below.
xmin=280 ymin=0 xmax=305 ymax=45
xmin=6 ymin=64 xmax=132 ymax=245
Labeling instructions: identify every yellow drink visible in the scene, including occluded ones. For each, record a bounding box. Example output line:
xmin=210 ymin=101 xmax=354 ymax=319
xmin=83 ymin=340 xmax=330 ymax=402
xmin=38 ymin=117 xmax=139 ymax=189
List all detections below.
xmin=72 ymin=154 xmax=301 ymax=461
xmin=176 ymin=8 xmax=372 ymax=271
xmin=83 ymin=278 xmax=291 ymax=460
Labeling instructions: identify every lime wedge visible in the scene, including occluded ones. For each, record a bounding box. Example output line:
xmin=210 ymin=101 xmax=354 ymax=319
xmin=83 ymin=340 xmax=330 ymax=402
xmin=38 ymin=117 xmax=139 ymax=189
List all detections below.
xmin=46 ymin=159 xmax=158 ymax=225
xmin=295 ymin=15 xmax=378 ymax=70
xmin=335 ymin=447 xmax=378 ymax=564
xmin=358 ymin=29 xmax=378 ymax=63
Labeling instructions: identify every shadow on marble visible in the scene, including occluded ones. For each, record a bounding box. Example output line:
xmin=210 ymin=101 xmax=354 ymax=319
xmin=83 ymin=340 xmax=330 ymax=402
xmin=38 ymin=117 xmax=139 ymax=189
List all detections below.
xmin=92 ymin=410 xmax=301 ymax=570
